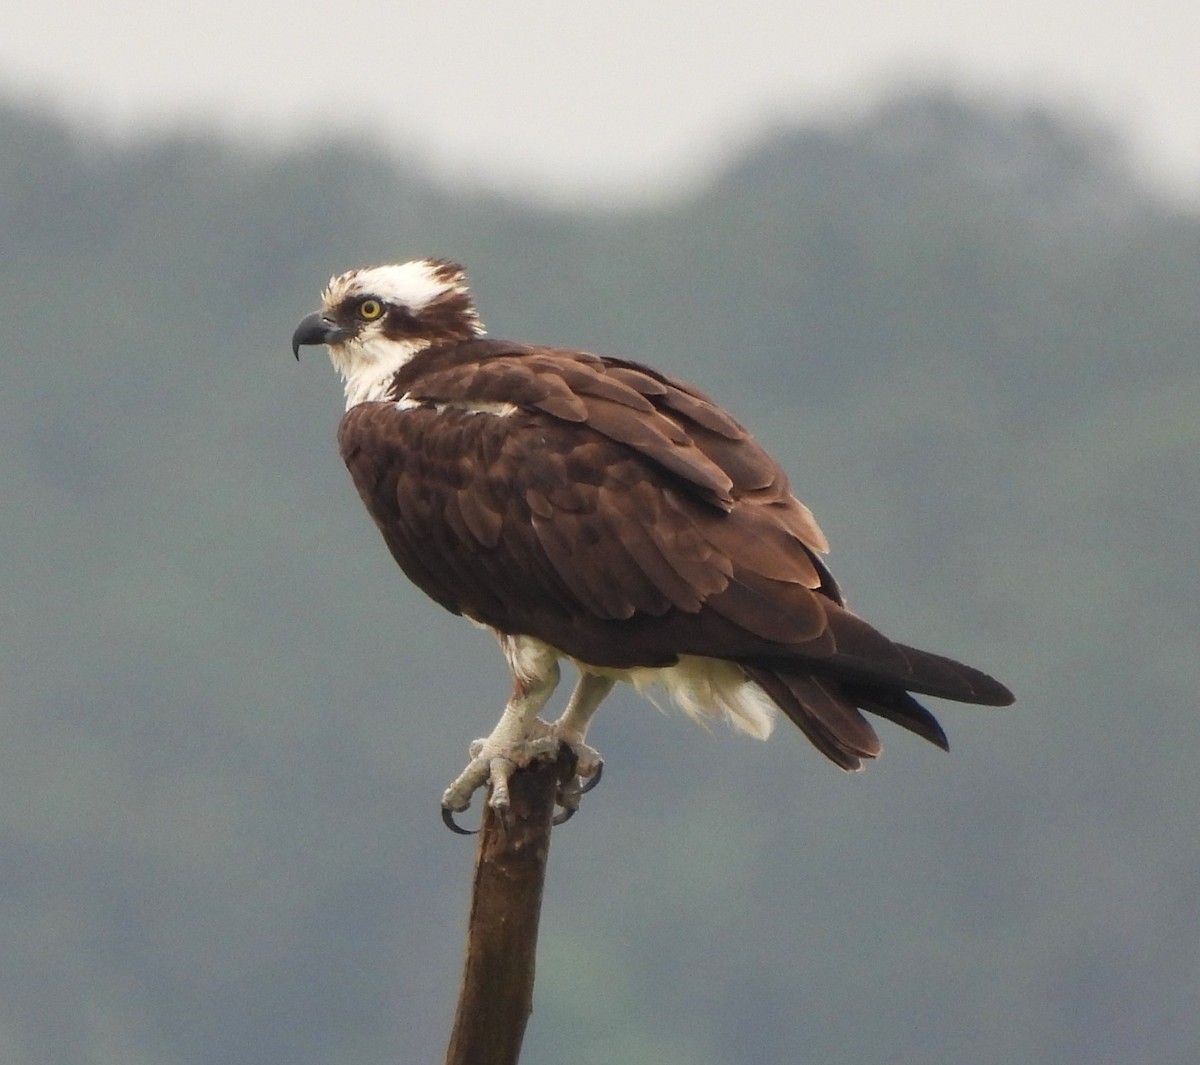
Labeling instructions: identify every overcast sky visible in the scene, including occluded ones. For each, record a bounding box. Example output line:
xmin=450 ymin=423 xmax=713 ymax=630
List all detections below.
xmin=4 ymin=0 xmax=1198 ymax=205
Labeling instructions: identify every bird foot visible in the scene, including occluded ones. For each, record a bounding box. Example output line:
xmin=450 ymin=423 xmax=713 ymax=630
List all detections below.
xmin=440 ymin=723 xmax=605 ymax=834
xmin=550 ymin=748 xmax=604 ymax=826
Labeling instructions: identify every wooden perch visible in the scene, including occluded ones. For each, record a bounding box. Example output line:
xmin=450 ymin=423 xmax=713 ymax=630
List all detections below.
xmin=443 ymin=752 xmax=571 ymax=1065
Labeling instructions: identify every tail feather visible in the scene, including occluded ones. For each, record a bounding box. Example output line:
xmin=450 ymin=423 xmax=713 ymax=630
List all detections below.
xmin=853 ymin=687 xmax=950 ymax=751
xmin=745 ymin=666 xmax=881 ymax=771
xmin=746 ymin=649 xmax=1005 ymax=768
xmin=890 ymin=643 xmax=1014 ymax=706
xmin=816 ymin=607 xmax=1014 ymax=707
xmin=735 ymin=598 xmax=1010 ymax=769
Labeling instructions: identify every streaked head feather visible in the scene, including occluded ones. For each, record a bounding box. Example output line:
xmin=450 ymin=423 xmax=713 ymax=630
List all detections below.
xmin=317 ymin=259 xmax=485 ymax=409
xmin=322 ymin=259 xmax=478 ymax=323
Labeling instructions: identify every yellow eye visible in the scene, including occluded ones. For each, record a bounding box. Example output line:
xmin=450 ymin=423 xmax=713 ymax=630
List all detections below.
xmin=358 ymin=298 xmax=384 ymax=320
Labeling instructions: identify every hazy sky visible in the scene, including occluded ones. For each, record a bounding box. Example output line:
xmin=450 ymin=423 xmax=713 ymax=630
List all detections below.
xmin=4 ymin=0 xmax=1198 ymax=204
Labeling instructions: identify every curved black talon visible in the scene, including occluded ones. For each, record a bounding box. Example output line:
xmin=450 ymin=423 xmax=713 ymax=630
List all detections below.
xmin=576 ymin=760 xmax=604 ymax=795
xmin=555 ymin=761 xmax=604 ymax=803
xmin=550 ymin=762 xmax=603 ymax=828
xmin=441 ymin=806 xmax=479 ymax=835
xmin=551 ymin=805 xmax=577 ymax=827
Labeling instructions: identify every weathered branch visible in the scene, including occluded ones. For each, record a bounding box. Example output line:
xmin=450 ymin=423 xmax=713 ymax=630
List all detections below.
xmin=443 ymin=754 xmax=569 ymax=1065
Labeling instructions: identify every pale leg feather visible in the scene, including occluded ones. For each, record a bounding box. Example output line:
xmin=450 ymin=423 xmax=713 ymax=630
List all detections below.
xmin=550 ymin=671 xmax=613 ymax=782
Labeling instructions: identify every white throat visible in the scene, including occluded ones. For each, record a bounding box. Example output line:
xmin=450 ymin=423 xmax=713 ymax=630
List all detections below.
xmin=331 ymin=335 xmax=428 ymax=409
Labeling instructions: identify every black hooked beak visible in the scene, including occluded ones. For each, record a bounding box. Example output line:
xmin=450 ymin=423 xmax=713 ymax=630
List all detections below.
xmin=291 ymin=312 xmax=351 ymax=360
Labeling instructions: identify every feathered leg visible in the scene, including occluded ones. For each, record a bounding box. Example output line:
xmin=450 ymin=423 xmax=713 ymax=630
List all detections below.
xmin=549 ymin=672 xmax=613 ymax=822
xmin=441 ymin=637 xmax=563 ymax=822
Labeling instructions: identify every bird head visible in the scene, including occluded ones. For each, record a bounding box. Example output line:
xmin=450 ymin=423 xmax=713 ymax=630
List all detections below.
xmin=292 ymin=259 xmax=485 ymax=408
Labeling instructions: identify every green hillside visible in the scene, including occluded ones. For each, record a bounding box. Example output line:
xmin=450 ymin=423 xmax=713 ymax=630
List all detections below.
xmin=1 ymin=90 xmax=1197 ymax=1065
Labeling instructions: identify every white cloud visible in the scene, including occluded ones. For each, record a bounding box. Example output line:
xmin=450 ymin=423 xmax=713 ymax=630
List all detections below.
xmin=2 ymin=0 xmax=1196 ymax=204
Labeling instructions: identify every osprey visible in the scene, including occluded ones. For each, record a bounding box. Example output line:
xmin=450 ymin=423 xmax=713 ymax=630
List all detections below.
xmin=293 ymin=259 xmax=1012 ymax=829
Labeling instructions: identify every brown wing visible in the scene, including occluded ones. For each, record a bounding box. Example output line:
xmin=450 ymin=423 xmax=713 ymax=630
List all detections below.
xmin=343 ymin=342 xmax=830 ymax=623
xmin=339 ymin=341 xmax=1012 ymax=762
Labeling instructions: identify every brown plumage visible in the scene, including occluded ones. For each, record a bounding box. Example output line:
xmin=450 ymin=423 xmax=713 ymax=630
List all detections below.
xmin=293 ymin=260 xmax=1012 ymax=815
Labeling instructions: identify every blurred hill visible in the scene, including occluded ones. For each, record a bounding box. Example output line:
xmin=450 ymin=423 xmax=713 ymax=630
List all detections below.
xmin=0 ymin=90 xmax=1197 ymax=1065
